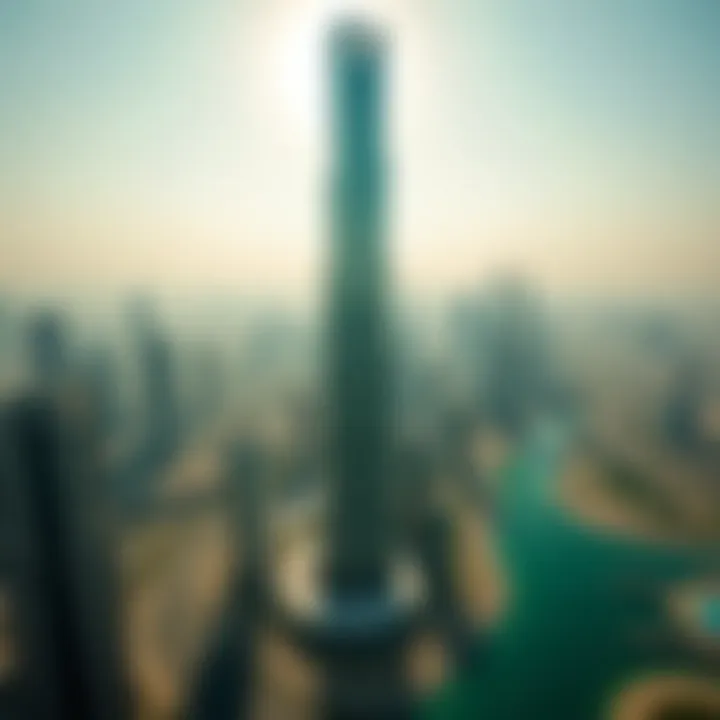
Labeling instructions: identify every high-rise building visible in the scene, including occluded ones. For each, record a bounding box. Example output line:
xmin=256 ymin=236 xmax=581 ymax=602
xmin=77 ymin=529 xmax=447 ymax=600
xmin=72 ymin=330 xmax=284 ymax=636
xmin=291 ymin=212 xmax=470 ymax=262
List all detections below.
xmin=0 ymin=392 xmax=128 ymax=719
xmin=326 ymin=19 xmax=391 ymax=598
xmin=276 ymin=21 xmax=420 ymax=720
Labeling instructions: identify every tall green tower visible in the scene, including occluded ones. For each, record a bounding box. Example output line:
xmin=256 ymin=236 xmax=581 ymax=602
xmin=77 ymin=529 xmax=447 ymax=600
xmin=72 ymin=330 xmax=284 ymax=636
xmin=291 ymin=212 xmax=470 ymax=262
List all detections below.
xmin=326 ymin=19 xmax=391 ymax=598
xmin=276 ymin=19 xmax=421 ymax=720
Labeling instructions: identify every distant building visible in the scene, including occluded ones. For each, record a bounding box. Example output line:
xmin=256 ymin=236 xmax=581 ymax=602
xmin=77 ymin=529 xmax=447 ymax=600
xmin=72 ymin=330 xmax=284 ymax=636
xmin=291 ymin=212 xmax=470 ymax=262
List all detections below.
xmin=138 ymin=323 xmax=179 ymax=460
xmin=82 ymin=345 xmax=120 ymax=442
xmin=439 ymin=296 xmax=484 ymax=414
xmin=26 ymin=311 xmax=69 ymax=389
xmin=123 ymin=297 xmax=180 ymax=456
xmin=662 ymin=356 xmax=703 ymax=455
xmin=483 ymin=276 xmax=547 ymax=436
xmin=191 ymin=345 xmax=224 ymax=428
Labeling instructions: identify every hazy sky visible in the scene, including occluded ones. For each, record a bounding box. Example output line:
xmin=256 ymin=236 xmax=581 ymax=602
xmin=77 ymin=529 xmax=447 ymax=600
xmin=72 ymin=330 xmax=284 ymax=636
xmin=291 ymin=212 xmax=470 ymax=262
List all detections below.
xmin=1 ymin=0 xmax=719 ymax=298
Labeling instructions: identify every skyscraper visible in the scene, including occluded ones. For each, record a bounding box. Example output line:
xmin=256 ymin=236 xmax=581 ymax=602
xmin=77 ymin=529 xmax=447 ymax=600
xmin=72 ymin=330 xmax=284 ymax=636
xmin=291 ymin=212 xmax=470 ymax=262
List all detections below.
xmin=277 ymin=20 xmax=418 ymax=720
xmin=1 ymin=393 xmax=128 ymax=720
xmin=326 ymin=18 xmax=391 ymax=598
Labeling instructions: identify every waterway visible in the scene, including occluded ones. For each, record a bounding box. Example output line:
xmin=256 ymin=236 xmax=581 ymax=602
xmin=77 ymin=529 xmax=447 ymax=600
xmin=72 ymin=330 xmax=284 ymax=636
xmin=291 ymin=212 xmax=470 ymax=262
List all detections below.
xmin=425 ymin=423 xmax=719 ymax=719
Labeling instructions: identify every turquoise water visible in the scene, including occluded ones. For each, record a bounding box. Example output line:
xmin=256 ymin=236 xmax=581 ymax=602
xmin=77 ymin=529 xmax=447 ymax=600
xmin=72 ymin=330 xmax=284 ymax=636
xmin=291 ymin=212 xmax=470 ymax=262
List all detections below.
xmin=700 ymin=596 xmax=720 ymax=636
xmin=424 ymin=424 xmax=718 ymax=719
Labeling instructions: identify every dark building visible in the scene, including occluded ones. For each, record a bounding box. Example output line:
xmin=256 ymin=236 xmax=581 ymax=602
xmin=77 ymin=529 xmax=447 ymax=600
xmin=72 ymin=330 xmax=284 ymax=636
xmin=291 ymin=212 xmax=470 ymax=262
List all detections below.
xmin=0 ymin=391 xmax=128 ymax=719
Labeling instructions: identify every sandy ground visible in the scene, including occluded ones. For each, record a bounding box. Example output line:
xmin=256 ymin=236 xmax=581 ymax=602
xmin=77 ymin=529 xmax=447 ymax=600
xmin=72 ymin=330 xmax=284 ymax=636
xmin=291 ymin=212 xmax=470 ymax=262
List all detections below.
xmin=124 ymin=484 xmax=504 ymax=719
xmin=126 ymin=513 xmax=231 ymax=720
xmin=124 ymin=423 xmax=717 ymax=720
xmin=612 ymin=674 xmax=720 ymax=720
xmin=559 ymin=453 xmax=687 ymax=545
xmin=667 ymin=580 xmax=720 ymax=661
xmin=559 ymin=440 xmax=720 ymax=547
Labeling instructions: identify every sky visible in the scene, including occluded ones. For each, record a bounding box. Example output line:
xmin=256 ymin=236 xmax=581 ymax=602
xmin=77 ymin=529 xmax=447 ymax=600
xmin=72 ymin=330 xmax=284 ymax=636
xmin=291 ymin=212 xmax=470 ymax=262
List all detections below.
xmin=0 ymin=0 xmax=719 ymax=299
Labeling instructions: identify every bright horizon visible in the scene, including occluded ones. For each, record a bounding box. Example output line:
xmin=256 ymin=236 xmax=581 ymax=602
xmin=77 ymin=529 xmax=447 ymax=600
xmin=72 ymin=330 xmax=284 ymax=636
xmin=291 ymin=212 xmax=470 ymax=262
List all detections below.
xmin=1 ymin=0 xmax=719 ymax=300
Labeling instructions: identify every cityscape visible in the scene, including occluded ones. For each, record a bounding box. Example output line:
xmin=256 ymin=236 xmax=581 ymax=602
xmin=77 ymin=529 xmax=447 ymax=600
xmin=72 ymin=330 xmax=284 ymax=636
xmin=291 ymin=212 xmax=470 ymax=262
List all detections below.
xmin=0 ymin=2 xmax=719 ymax=719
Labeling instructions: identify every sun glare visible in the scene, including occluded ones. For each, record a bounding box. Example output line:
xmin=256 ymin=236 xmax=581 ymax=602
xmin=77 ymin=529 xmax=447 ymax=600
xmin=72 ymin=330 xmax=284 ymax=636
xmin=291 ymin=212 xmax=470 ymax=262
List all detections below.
xmin=257 ymin=0 xmax=433 ymax=157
